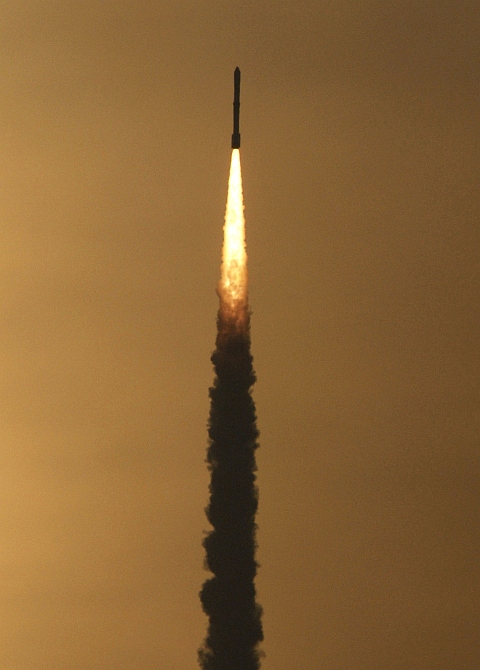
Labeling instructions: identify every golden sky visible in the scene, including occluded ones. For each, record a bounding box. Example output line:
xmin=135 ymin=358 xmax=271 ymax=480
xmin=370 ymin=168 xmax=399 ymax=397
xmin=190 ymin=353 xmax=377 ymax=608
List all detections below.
xmin=0 ymin=1 xmax=478 ymax=668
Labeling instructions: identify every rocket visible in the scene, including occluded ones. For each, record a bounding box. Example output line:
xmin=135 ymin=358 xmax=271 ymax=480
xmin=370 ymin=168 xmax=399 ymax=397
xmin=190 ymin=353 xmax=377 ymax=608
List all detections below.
xmin=231 ymin=67 xmax=241 ymax=149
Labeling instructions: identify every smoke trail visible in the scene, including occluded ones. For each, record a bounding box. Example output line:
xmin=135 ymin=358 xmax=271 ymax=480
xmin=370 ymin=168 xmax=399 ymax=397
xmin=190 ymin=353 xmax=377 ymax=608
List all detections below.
xmin=199 ymin=150 xmax=263 ymax=670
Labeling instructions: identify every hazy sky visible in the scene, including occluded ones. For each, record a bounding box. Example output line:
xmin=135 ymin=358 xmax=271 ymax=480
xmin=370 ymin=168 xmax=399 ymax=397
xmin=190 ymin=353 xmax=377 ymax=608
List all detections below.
xmin=0 ymin=2 xmax=478 ymax=668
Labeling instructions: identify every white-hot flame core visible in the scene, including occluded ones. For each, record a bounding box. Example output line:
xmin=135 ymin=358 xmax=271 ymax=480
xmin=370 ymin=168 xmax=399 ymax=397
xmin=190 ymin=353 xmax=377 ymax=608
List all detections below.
xmin=220 ymin=149 xmax=247 ymax=307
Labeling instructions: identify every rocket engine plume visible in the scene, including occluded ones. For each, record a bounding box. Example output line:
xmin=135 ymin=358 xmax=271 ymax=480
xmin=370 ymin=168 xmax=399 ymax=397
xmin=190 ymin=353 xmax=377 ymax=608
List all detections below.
xmin=219 ymin=149 xmax=248 ymax=333
xmin=199 ymin=141 xmax=263 ymax=670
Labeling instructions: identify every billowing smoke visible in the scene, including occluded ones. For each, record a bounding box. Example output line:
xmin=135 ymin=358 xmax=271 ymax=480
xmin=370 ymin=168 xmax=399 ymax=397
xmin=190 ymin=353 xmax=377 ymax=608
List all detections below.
xmin=198 ymin=149 xmax=263 ymax=670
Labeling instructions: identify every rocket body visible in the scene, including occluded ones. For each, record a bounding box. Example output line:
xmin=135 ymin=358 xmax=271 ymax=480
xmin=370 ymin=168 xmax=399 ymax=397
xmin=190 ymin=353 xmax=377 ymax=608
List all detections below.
xmin=231 ymin=67 xmax=241 ymax=149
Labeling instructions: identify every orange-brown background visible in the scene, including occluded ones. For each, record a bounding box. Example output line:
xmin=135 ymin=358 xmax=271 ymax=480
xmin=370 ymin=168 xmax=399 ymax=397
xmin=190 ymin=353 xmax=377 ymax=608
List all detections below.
xmin=0 ymin=2 xmax=478 ymax=668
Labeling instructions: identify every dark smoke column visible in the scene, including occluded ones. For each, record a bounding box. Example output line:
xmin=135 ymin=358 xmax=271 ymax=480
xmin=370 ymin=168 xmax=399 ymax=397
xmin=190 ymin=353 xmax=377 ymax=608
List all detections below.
xmin=199 ymin=69 xmax=263 ymax=670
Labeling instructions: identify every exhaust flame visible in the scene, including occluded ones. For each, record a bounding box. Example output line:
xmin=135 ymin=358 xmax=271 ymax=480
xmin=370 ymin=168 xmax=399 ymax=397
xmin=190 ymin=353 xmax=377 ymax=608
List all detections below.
xmin=219 ymin=149 xmax=248 ymax=326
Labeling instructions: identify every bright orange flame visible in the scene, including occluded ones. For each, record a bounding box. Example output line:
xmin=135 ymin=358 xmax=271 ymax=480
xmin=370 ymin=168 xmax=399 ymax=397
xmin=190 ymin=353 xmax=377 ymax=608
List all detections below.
xmin=219 ymin=149 xmax=248 ymax=324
